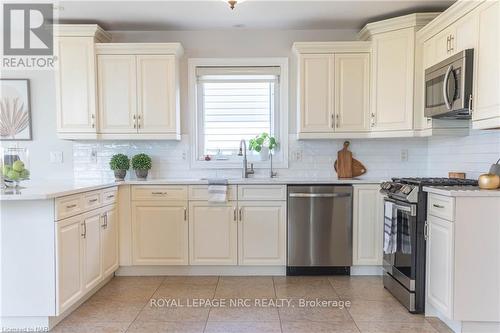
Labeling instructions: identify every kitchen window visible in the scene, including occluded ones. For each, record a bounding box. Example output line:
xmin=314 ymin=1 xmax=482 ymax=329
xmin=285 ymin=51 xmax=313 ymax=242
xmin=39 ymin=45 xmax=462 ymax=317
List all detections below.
xmin=189 ymin=59 xmax=288 ymax=168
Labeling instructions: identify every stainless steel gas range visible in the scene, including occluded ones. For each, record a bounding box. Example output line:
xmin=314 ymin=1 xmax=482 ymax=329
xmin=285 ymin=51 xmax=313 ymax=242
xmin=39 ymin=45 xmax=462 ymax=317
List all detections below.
xmin=379 ymin=177 xmax=477 ymax=313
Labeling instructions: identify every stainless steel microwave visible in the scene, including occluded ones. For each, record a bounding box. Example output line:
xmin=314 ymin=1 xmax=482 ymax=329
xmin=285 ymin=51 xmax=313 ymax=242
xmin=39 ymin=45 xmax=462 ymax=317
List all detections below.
xmin=424 ymin=49 xmax=474 ymax=119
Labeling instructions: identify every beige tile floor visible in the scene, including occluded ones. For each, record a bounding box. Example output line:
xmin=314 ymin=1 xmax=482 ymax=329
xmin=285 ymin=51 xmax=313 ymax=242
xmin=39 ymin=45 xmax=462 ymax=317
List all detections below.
xmin=52 ymin=276 xmax=453 ymax=333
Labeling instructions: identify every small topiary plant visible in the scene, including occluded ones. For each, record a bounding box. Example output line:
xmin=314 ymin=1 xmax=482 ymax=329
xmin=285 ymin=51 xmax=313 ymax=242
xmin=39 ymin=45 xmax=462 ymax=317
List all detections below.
xmin=109 ymin=154 xmax=130 ymax=171
xmin=131 ymin=153 xmax=152 ymax=170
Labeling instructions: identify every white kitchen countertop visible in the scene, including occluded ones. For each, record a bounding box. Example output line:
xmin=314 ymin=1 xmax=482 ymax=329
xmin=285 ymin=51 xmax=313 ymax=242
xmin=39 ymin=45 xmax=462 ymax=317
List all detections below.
xmin=424 ymin=186 xmax=500 ymax=197
xmin=1 ymin=177 xmax=382 ymax=201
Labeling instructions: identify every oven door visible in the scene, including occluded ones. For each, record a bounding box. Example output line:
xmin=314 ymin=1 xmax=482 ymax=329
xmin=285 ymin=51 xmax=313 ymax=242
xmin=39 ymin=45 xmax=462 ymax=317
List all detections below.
xmin=383 ymin=198 xmax=417 ymax=291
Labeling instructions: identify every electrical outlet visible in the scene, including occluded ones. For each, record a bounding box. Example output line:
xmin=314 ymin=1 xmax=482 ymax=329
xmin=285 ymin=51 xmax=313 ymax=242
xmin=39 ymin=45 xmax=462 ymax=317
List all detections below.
xmin=49 ymin=151 xmax=63 ymax=164
xmin=400 ymin=149 xmax=409 ymax=162
xmin=181 ymin=150 xmax=187 ymax=161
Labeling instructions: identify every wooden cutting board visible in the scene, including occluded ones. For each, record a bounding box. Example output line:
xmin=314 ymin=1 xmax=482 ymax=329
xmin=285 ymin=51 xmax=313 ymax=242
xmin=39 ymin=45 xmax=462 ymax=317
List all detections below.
xmin=336 ymin=141 xmax=353 ymax=178
xmin=334 ymin=141 xmax=367 ymax=178
xmin=335 ymin=158 xmax=367 ymax=177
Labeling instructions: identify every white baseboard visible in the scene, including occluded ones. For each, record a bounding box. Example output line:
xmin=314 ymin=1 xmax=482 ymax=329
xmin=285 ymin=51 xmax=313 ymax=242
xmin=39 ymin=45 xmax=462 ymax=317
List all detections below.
xmin=116 ymin=265 xmax=286 ymax=276
xmin=350 ymin=265 xmax=383 ymax=276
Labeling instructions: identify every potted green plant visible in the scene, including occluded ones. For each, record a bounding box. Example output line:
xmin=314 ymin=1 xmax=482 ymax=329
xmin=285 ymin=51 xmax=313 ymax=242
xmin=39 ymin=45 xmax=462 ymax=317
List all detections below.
xmin=249 ymin=132 xmax=278 ymax=161
xmin=109 ymin=153 xmax=130 ymax=181
xmin=131 ymin=153 xmax=152 ymax=180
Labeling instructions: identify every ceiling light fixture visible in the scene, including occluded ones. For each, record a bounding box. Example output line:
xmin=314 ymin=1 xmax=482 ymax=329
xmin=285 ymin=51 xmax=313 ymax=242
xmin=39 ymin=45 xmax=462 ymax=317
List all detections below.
xmin=225 ymin=0 xmax=246 ymax=10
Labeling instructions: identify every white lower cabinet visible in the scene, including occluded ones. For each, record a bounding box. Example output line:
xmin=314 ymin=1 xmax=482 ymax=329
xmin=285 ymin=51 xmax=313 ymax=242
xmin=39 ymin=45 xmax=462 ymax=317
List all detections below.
xmin=189 ymin=201 xmax=238 ymax=265
xmin=352 ymin=185 xmax=384 ymax=265
xmin=426 ymin=214 xmax=454 ymax=318
xmin=56 ymin=201 xmax=118 ymax=315
xmin=56 ymin=215 xmax=84 ymax=313
xmin=83 ymin=213 xmax=103 ymax=292
xmin=131 ymin=202 xmax=188 ymax=265
xmin=238 ymin=201 xmax=286 ymax=265
xmin=101 ymin=205 xmax=119 ymax=277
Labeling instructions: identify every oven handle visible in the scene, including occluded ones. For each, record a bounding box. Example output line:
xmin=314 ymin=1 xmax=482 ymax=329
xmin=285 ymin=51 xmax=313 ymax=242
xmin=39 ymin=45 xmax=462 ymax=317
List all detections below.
xmin=443 ymin=65 xmax=453 ymax=110
xmin=384 ymin=198 xmax=417 ymax=216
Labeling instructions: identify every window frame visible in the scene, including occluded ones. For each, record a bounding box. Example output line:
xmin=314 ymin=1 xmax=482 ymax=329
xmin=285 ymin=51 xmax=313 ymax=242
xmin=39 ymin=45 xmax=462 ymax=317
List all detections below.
xmin=189 ymin=58 xmax=289 ymax=169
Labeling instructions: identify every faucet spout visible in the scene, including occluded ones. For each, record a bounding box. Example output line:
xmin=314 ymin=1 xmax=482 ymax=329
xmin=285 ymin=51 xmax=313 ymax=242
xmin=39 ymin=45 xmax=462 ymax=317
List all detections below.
xmin=239 ymin=139 xmax=254 ymax=178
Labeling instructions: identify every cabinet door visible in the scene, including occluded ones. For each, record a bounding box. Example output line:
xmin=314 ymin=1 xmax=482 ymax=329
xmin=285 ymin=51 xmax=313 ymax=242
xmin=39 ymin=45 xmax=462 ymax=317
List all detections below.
xmin=434 ymin=27 xmax=455 ymax=63
xmin=56 ymin=216 xmax=84 ymax=314
xmin=132 ymin=202 xmax=188 ymax=265
xmin=473 ymin=1 xmax=500 ymax=125
xmin=352 ymin=185 xmax=384 ymax=265
xmin=426 ymin=215 xmax=454 ymax=318
xmin=334 ymin=53 xmax=370 ymax=132
xmin=238 ymin=202 xmax=286 ymax=265
xmin=55 ymin=37 xmax=97 ymax=133
xmin=189 ymin=202 xmax=238 ymax=265
xmin=136 ymin=55 xmax=178 ymax=134
xmin=97 ymin=55 xmax=137 ymax=133
xmin=298 ymin=54 xmax=334 ymax=133
xmin=83 ymin=213 xmax=102 ymax=292
xmin=371 ymin=28 xmax=414 ymax=131
xmin=101 ymin=205 xmax=119 ymax=277
xmin=454 ymin=11 xmax=478 ymax=53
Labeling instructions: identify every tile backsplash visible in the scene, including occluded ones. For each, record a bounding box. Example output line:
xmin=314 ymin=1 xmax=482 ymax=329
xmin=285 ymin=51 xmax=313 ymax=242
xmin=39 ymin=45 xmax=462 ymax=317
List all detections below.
xmin=73 ymin=135 xmax=431 ymax=181
xmin=73 ymin=131 xmax=500 ymax=181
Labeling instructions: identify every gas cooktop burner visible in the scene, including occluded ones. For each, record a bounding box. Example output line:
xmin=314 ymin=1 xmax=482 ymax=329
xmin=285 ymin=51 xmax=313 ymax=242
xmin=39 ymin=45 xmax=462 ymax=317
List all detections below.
xmin=392 ymin=177 xmax=478 ymax=186
xmin=380 ymin=177 xmax=478 ymax=203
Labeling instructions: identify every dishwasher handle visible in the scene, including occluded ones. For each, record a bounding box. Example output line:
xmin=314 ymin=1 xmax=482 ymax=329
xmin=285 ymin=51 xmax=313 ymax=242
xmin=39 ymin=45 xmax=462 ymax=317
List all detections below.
xmin=288 ymin=193 xmax=351 ymax=198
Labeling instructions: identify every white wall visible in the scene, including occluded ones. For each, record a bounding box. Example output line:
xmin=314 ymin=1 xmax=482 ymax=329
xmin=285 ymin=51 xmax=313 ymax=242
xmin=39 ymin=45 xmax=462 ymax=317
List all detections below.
xmin=0 ymin=70 xmax=74 ymax=181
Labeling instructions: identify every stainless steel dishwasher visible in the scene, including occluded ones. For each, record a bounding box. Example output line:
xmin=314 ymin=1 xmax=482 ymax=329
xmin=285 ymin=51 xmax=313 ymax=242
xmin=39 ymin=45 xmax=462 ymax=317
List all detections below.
xmin=287 ymin=185 xmax=353 ymax=275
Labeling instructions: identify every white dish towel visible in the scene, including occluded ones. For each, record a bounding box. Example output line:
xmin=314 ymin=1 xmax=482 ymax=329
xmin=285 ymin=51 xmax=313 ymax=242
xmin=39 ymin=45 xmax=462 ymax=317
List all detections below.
xmin=207 ymin=179 xmax=228 ymax=203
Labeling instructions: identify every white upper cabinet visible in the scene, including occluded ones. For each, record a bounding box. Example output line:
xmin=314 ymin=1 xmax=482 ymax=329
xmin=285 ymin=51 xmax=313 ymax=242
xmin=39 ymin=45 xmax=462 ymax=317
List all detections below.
xmin=294 ymin=42 xmax=372 ymax=139
xmin=137 ymin=55 xmax=179 ymax=134
xmin=334 ymin=53 xmax=371 ymax=132
xmin=298 ymin=54 xmax=333 ymax=134
xmin=97 ymin=55 xmax=137 ymax=133
xmin=54 ymin=25 xmax=183 ymax=140
xmin=54 ymin=26 xmax=111 ymax=139
xmin=369 ymin=28 xmax=415 ymax=132
xmin=473 ymin=1 xmax=500 ymax=129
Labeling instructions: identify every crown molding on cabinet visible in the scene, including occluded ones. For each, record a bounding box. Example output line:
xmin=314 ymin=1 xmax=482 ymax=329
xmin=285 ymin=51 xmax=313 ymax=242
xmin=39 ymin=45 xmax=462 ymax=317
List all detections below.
xmin=292 ymin=41 xmax=372 ymax=54
xmin=95 ymin=43 xmax=184 ymax=56
xmin=416 ymin=0 xmax=485 ymax=42
xmin=53 ymin=24 xmax=112 ymax=43
xmin=358 ymin=13 xmax=440 ymax=40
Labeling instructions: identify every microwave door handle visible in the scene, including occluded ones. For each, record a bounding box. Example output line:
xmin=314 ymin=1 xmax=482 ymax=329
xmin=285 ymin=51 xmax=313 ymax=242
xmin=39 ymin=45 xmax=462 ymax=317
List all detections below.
xmin=443 ymin=65 xmax=453 ymax=110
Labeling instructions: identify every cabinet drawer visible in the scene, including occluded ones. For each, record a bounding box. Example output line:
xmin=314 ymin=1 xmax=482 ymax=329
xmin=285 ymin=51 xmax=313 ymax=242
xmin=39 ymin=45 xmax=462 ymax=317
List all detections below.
xmin=428 ymin=194 xmax=455 ymax=221
xmin=238 ymin=185 xmax=287 ymax=201
xmin=188 ymin=185 xmax=237 ymax=201
xmin=56 ymin=194 xmax=84 ymax=220
xmin=102 ymin=187 xmax=118 ymax=205
xmin=131 ymin=185 xmax=187 ymax=201
xmin=83 ymin=191 xmax=102 ymax=210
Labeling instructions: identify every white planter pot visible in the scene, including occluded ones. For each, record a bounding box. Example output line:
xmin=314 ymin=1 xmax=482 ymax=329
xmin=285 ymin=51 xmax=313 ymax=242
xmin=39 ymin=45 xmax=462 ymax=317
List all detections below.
xmin=259 ymin=146 xmax=270 ymax=161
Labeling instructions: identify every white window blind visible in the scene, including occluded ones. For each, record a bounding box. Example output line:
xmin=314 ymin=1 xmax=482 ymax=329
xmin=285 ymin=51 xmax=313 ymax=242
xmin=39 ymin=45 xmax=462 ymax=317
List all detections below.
xmin=196 ymin=67 xmax=280 ymax=158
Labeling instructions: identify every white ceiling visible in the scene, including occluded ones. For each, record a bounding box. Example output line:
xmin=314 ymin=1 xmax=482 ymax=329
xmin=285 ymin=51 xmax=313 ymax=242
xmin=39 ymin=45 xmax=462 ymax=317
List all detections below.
xmin=56 ymin=0 xmax=455 ymax=31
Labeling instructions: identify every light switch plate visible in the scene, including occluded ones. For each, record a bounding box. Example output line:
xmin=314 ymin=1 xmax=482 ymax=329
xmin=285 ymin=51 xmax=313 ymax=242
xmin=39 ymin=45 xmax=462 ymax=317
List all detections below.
xmin=400 ymin=149 xmax=409 ymax=162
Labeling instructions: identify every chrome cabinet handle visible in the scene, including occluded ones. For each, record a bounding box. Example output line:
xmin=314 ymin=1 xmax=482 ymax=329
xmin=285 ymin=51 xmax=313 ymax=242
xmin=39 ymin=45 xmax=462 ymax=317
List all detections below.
xmin=151 ymin=191 xmax=167 ymax=195
xmin=335 ymin=114 xmax=339 ymax=128
xmin=239 ymin=208 xmax=242 ymax=221
xmin=233 ymin=208 xmax=237 ymax=221
xmin=91 ymin=114 xmax=95 ymax=128
xmin=468 ymin=94 xmax=473 ymax=115
xmin=101 ymin=214 xmax=106 ymax=228
xmin=330 ymin=113 xmax=334 ymax=128
xmin=66 ymin=204 xmax=77 ymax=209
xmin=105 ymin=213 xmax=108 ymax=229
xmin=138 ymin=115 xmax=142 ymax=129
xmin=446 ymin=36 xmax=450 ymax=52
xmin=107 ymin=194 xmax=115 ymax=199
xmin=81 ymin=222 xmax=86 ymax=238
xmin=88 ymin=198 xmax=98 ymax=203
xmin=133 ymin=114 xmax=137 ymax=129
xmin=449 ymin=35 xmax=454 ymax=52
xmin=424 ymin=221 xmax=429 ymax=241
xmin=432 ymin=204 xmax=445 ymax=209
xmin=184 ymin=207 xmax=187 ymax=221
